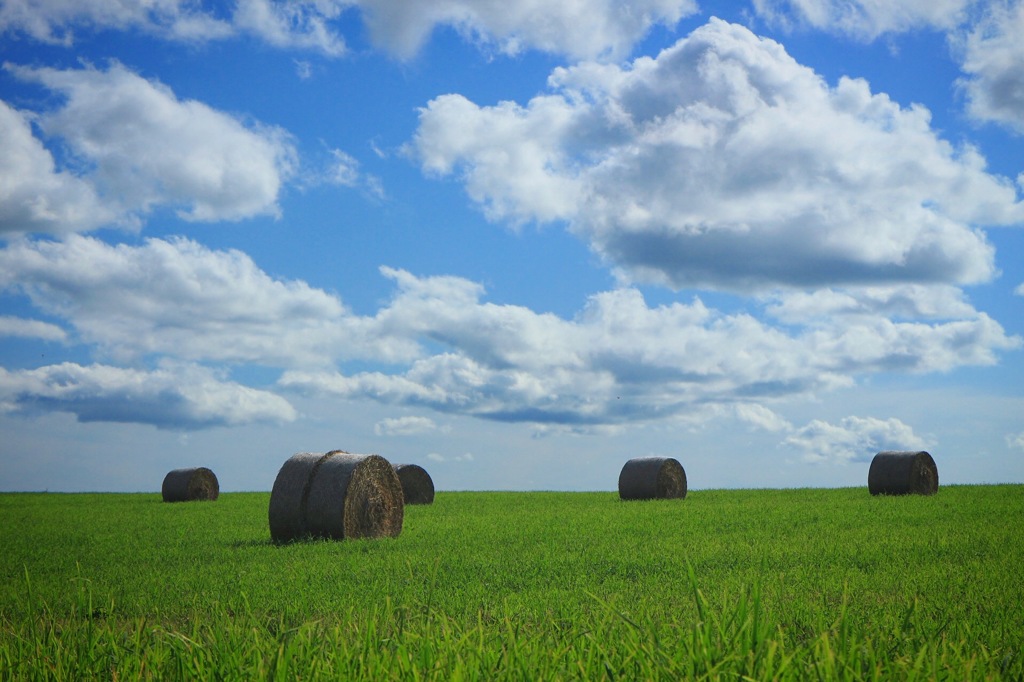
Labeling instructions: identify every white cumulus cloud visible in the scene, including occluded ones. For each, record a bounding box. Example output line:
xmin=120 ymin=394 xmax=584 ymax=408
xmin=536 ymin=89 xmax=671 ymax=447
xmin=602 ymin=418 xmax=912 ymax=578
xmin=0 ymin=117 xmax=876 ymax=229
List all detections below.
xmin=0 ymin=235 xmax=390 ymax=367
xmin=4 ymin=62 xmax=297 ymax=232
xmin=0 ymin=0 xmax=233 ymax=45
xmin=280 ymin=268 xmax=1018 ymax=428
xmin=357 ymin=0 xmax=699 ymax=60
xmin=0 ymin=361 xmax=296 ymax=429
xmin=0 ymin=100 xmax=117 ymax=235
xmin=412 ymin=19 xmax=1022 ymax=293
xmin=783 ymin=416 xmax=929 ymax=464
xmin=1 ymin=0 xmax=699 ymax=61
xmin=958 ymin=1 xmax=1024 ymax=134
xmin=0 ymin=0 xmax=348 ymax=55
xmin=3 ymin=238 xmax=1017 ymax=431
xmin=0 ymin=316 xmax=67 ymax=342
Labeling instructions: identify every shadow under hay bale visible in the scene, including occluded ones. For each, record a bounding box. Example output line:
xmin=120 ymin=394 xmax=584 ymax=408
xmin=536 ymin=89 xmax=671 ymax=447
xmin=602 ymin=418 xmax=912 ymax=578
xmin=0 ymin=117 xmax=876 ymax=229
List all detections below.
xmin=161 ymin=467 xmax=219 ymax=502
xmin=268 ymin=450 xmax=404 ymax=543
xmin=868 ymin=450 xmax=939 ymax=496
xmin=618 ymin=456 xmax=687 ymax=501
xmin=394 ymin=464 xmax=435 ymax=505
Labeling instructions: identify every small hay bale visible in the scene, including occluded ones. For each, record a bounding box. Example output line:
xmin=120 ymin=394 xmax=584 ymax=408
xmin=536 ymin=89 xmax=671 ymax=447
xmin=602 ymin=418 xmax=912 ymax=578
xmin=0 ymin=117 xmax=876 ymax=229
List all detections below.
xmin=868 ymin=451 xmax=939 ymax=496
xmin=161 ymin=467 xmax=219 ymax=502
xmin=618 ymin=456 xmax=687 ymax=501
xmin=269 ymin=450 xmax=404 ymax=543
xmin=393 ymin=464 xmax=435 ymax=505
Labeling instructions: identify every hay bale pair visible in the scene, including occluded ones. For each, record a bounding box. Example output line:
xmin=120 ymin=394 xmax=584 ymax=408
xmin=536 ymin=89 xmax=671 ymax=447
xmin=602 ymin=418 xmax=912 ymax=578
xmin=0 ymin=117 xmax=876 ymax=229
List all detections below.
xmin=618 ymin=457 xmax=687 ymax=500
xmin=269 ymin=451 xmax=404 ymax=543
xmin=868 ymin=451 xmax=938 ymax=496
xmin=162 ymin=467 xmax=219 ymax=502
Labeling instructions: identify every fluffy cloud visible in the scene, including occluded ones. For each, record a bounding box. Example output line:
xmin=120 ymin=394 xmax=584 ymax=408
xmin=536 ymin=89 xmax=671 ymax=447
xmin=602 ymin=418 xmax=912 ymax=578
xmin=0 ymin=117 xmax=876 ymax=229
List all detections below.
xmin=413 ymin=19 xmax=1021 ymax=292
xmin=0 ymin=316 xmax=67 ymax=342
xmin=1008 ymin=432 xmax=1024 ymax=451
xmin=0 ymin=0 xmax=232 ymax=45
xmin=0 ymin=361 xmax=296 ymax=429
xmin=3 ymin=62 xmax=296 ymax=233
xmin=750 ymin=0 xmax=973 ymax=39
xmin=3 ymin=237 xmax=1017 ymax=430
xmin=0 ymin=100 xmax=117 ymax=235
xmin=357 ymin=0 xmax=698 ymax=60
xmin=1 ymin=0 xmax=698 ymax=60
xmin=783 ymin=416 xmax=929 ymax=463
xmin=280 ymin=268 xmax=1018 ymax=427
xmin=958 ymin=2 xmax=1024 ymax=133
xmin=0 ymin=0 xmax=346 ymax=55
xmin=0 ymin=235 xmax=393 ymax=367
xmin=764 ymin=285 xmax=981 ymax=323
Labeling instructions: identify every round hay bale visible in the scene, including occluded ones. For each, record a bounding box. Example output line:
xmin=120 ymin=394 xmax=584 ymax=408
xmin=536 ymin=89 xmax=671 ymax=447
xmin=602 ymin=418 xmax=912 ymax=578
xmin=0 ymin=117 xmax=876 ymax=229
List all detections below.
xmin=868 ymin=451 xmax=938 ymax=496
xmin=268 ymin=451 xmax=329 ymax=542
xmin=394 ymin=464 xmax=435 ymax=505
xmin=161 ymin=467 xmax=219 ymax=502
xmin=618 ymin=457 xmax=687 ymax=501
xmin=269 ymin=451 xmax=404 ymax=543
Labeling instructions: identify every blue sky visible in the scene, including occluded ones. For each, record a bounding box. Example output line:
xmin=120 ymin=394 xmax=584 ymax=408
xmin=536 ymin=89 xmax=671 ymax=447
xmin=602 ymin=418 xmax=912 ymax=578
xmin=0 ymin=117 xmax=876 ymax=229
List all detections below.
xmin=1 ymin=0 xmax=1022 ymax=493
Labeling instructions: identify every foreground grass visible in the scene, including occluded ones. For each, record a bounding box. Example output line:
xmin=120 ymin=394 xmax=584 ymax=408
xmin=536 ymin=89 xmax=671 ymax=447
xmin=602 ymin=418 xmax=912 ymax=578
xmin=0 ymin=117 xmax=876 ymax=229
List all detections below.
xmin=1 ymin=486 xmax=1022 ymax=679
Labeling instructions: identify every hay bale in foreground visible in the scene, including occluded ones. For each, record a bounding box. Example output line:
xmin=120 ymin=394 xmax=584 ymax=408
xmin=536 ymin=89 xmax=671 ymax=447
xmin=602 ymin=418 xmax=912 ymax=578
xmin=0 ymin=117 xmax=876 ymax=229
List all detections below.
xmin=618 ymin=457 xmax=687 ymax=501
xmin=269 ymin=450 xmax=404 ymax=543
xmin=393 ymin=464 xmax=435 ymax=505
xmin=161 ymin=467 xmax=219 ymax=502
xmin=868 ymin=451 xmax=938 ymax=496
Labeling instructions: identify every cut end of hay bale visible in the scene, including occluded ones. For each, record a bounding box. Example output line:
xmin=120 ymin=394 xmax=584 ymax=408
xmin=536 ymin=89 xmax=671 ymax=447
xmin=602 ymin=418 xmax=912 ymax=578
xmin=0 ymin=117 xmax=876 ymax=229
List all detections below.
xmin=618 ymin=456 xmax=687 ymax=501
xmin=868 ymin=451 xmax=939 ymax=496
xmin=394 ymin=464 xmax=435 ymax=505
xmin=161 ymin=467 xmax=219 ymax=502
xmin=269 ymin=450 xmax=404 ymax=543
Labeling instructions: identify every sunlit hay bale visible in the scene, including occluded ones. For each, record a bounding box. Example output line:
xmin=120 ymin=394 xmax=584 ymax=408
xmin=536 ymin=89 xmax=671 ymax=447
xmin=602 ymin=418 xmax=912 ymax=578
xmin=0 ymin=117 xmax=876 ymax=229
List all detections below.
xmin=868 ymin=451 xmax=939 ymax=496
xmin=618 ymin=457 xmax=687 ymax=501
xmin=161 ymin=467 xmax=219 ymax=502
xmin=393 ymin=464 xmax=435 ymax=505
xmin=269 ymin=450 xmax=404 ymax=543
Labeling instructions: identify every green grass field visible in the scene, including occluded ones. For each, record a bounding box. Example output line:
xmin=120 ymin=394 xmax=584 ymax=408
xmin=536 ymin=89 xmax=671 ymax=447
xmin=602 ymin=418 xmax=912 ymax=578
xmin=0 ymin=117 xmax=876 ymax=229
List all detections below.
xmin=1 ymin=485 xmax=1022 ymax=680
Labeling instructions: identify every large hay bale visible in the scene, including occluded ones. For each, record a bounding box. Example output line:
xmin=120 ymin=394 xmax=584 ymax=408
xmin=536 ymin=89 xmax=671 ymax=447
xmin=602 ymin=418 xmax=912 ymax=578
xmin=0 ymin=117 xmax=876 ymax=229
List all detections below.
xmin=161 ymin=467 xmax=219 ymax=502
xmin=269 ymin=450 xmax=404 ymax=543
xmin=868 ymin=451 xmax=939 ymax=496
xmin=618 ymin=457 xmax=687 ymax=501
xmin=393 ymin=464 xmax=435 ymax=505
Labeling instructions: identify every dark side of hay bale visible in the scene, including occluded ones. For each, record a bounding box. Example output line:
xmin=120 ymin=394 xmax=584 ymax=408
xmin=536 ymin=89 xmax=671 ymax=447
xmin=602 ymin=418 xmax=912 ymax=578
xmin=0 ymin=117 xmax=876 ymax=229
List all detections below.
xmin=393 ymin=464 xmax=435 ymax=505
xmin=268 ymin=451 xmax=328 ymax=542
xmin=868 ymin=450 xmax=939 ymax=496
xmin=161 ymin=467 xmax=219 ymax=502
xmin=618 ymin=456 xmax=687 ymax=501
xmin=269 ymin=450 xmax=404 ymax=543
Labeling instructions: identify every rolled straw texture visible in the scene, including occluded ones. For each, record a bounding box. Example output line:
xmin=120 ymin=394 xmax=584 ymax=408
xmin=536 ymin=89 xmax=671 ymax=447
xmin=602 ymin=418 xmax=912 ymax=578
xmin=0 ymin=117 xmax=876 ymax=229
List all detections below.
xmin=618 ymin=457 xmax=687 ymax=500
xmin=161 ymin=467 xmax=219 ymax=502
xmin=394 ymin=464 xmax=435 ymax=505
xmin=269 ymin=451 xmax=404 ymax=542
xmin=868 ymin=451 xmax=939 ymax=496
